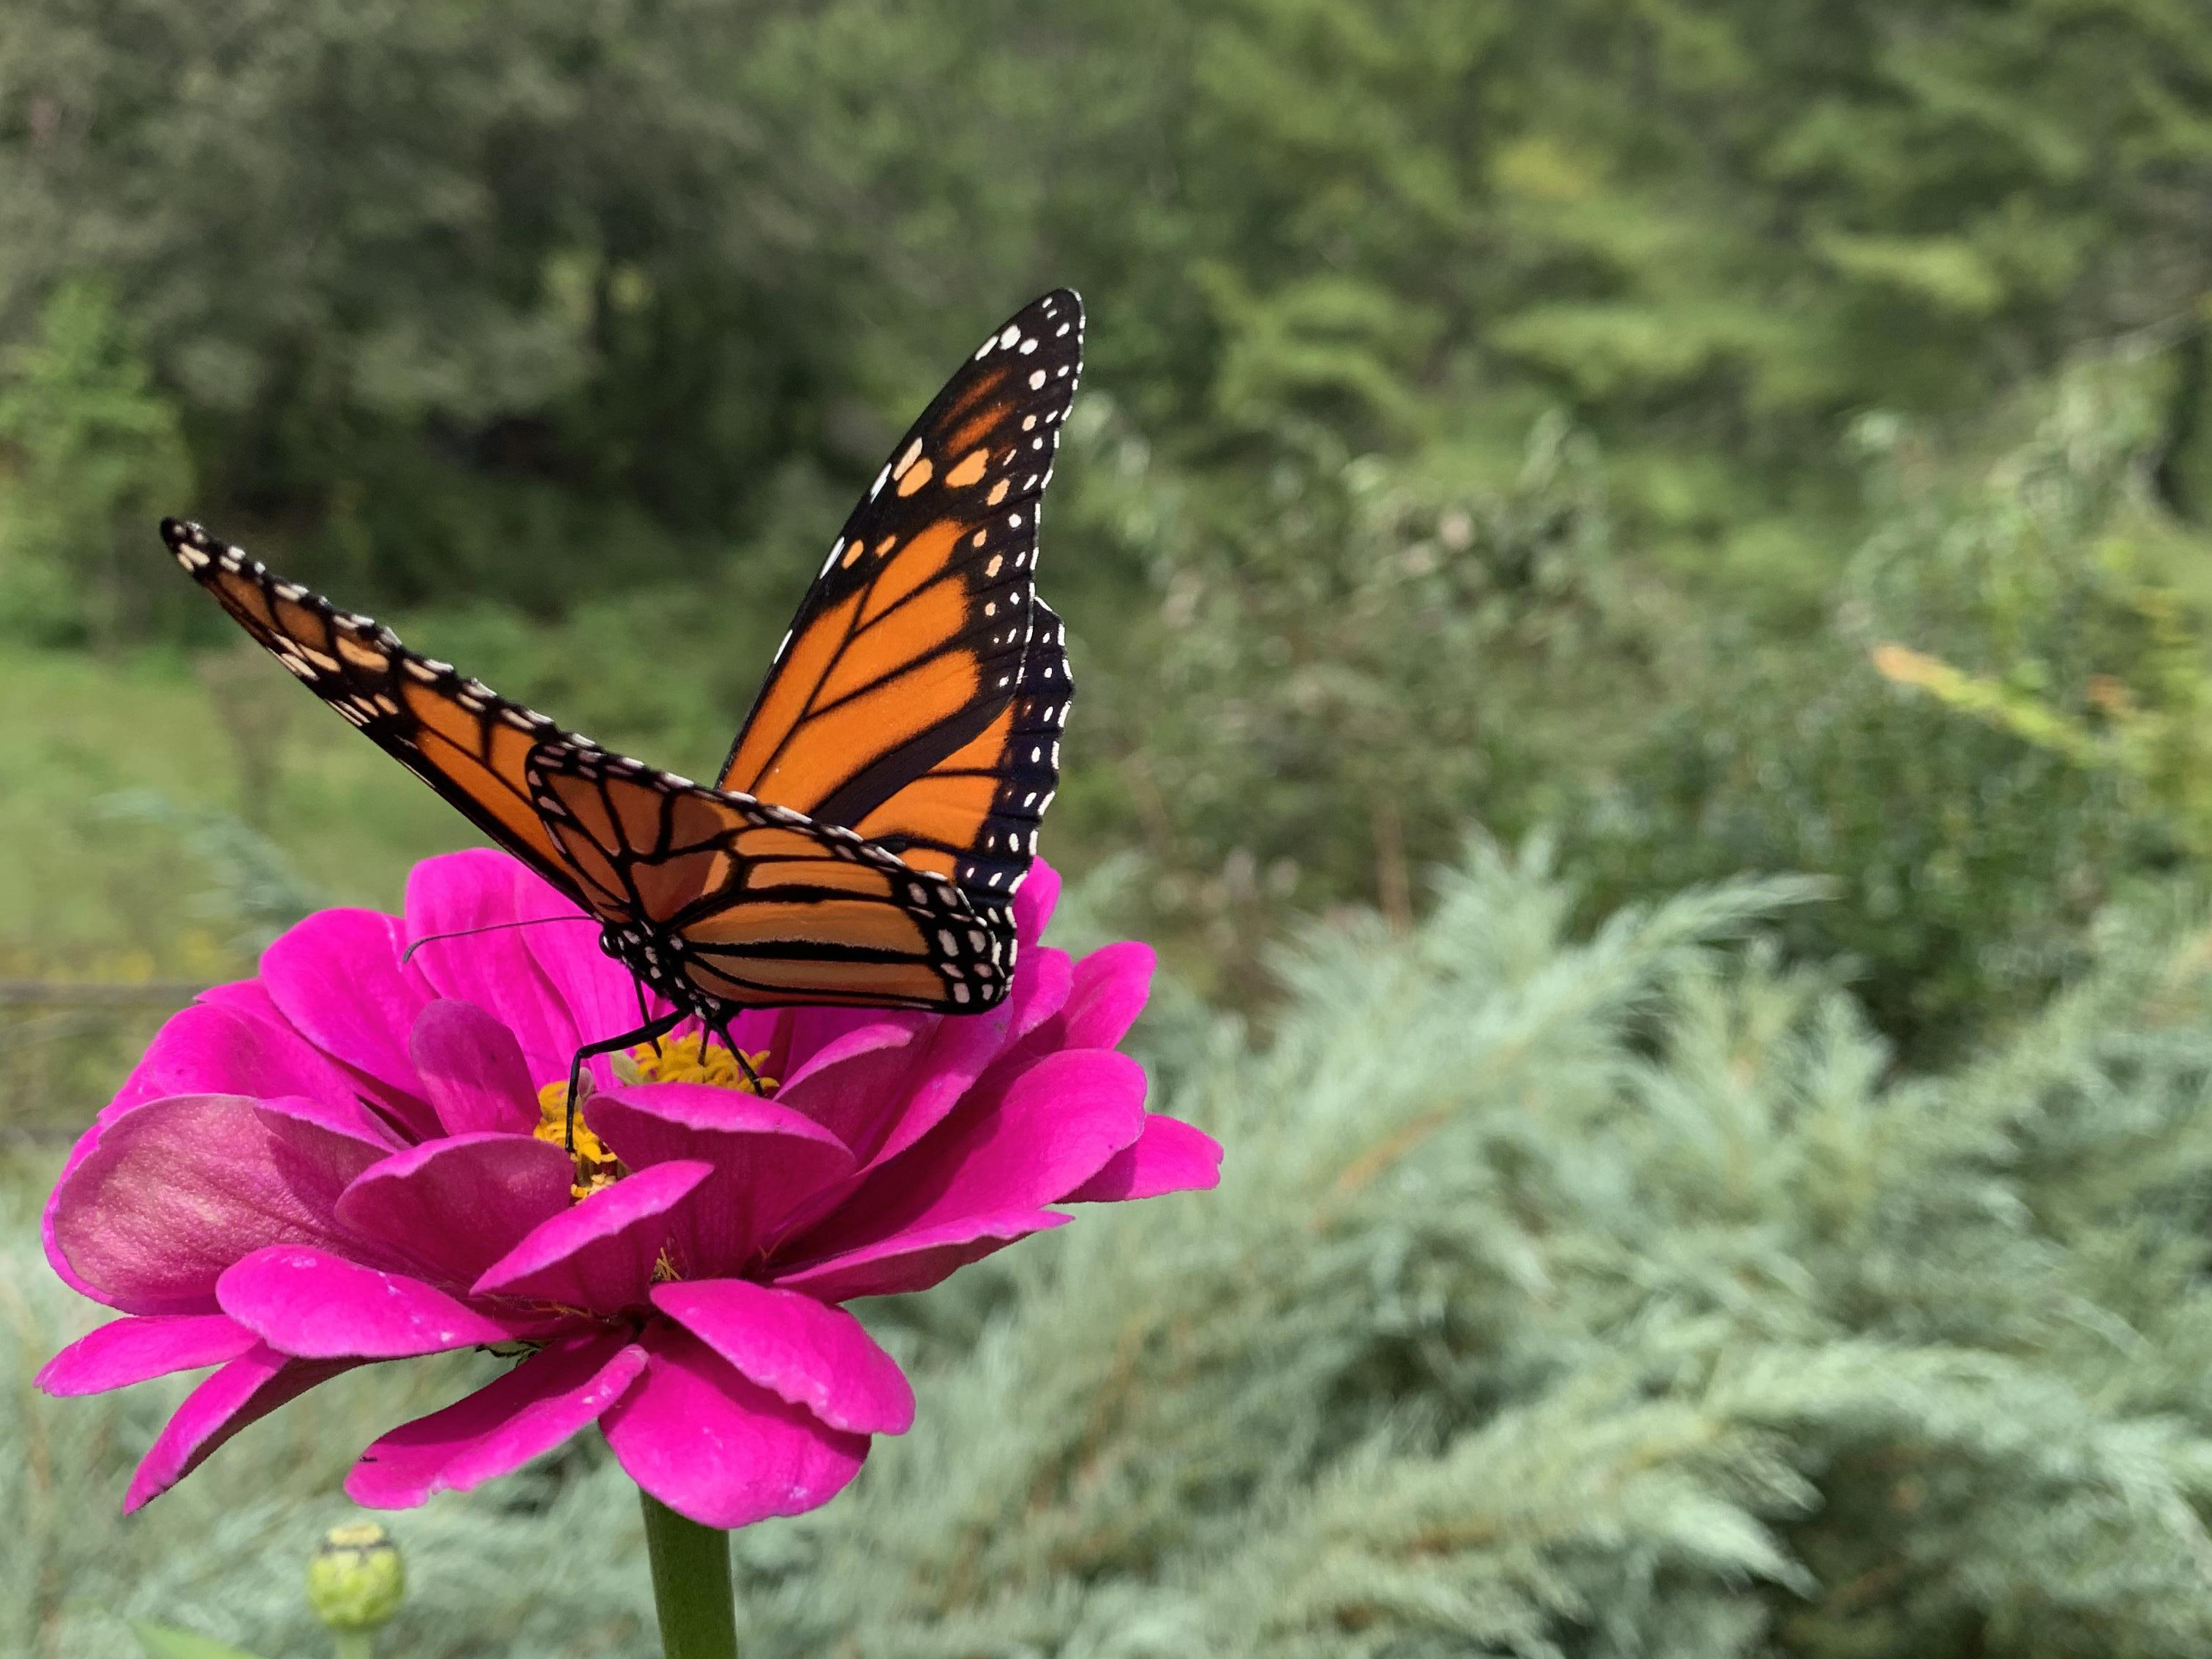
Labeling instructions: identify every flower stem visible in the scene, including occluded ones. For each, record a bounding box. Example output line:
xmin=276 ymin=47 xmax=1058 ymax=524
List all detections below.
xmin=639 ymin=1489 xmax=739 ymax=1659
xmin=332 ymin=1635 xmax=376 ymax=1659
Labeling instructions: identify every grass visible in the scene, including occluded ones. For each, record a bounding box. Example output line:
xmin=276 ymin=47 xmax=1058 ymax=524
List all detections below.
xmin=0 ymin=644 xmax=470 ymax=1140
xmin=0 ymin=646 xmax=448 ymax=959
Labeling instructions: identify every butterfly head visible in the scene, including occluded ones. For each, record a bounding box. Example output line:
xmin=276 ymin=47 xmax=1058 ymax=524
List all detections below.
xmin=599 ymin=922 xmax=699 ymax=1013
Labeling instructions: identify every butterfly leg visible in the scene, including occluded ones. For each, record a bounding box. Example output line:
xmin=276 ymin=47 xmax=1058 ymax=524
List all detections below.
xmin=565 ymin=1010 xmax=685 ymax=1154
xmin=707 ymin=1015 xmax=765 ymax=1090
xmin=633 ymin=975 xmax=670 ymax=1062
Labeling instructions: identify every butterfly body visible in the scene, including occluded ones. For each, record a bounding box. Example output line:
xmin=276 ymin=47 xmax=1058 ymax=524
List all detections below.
xmin=163 ymin=290 xmax=1083 ymax=1042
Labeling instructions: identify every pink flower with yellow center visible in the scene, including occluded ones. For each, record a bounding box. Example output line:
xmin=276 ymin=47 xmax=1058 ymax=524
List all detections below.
xmin=38 ymin=850 xmax=1218 ymax=1526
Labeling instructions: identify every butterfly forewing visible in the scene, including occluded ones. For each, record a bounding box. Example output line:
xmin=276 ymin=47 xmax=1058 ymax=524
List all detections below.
xmin=160 ymin=517 xmax=594 ymax=908
xmin=718 ymin=290 xmax=1082 ymax=896
xmin=851 ymin=598 xmax=1069 ymax=896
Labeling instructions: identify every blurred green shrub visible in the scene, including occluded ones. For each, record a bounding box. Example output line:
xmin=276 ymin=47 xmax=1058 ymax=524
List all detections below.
xmin=1090 ymin=340 xmax=2212 ymax=1058
xmin=1571 ymin=354 xmax=2208 ymax=1057
xmin=1086 ymin=413 xmax=1670 ymax=988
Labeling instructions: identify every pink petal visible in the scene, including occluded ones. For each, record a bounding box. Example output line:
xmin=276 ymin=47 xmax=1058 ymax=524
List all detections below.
xmin=766 ymin=954 xmax=1080 ymax=1247
xmin=770 ymin=1209 xmax=1069 ymax=1302
xmin=42 ymin=1094 xmax=170 ymax=1304
xmin=335 ymin=1133 xmax=576 ymax=1285
xmin=1014 ymin=858 xmax=1061 ymax=952
xmin=37 ymin=1313 xmax=257 ymax=1396
xmin=124 ymin=1344 xmax=356 ymax=1512
xmin=1064 ymin=1115 xmax=1223 ymax=1201
xmin=106 ymin=1001 xmax=366 ymax=1119
xmin=258 ymin=1089 xmax=405 ymax=1155
xmin=259 ymin=907 xmax=436 ymax=1132
xmin=46 ymin=1093 xmax=391 ymax=1316
xmin=951 ymin=944 xmax=1085 ymax=1105
xmin=219 ymin=1245 xmax=533 ymax=1358
xmin=42 ymin=1090 xmax=392 ymax=1310
xmin=192 ymin=977 xmax=290 ymax=1029
xmin=601 ymin=1325 xmax=868 ymax=1529
xmin=408 ymin=1000 xmax=541 ymax=1137
xmin=99 ymin=980 xmax=285 ymax=1121
xmin=790 ymin=1049 xmax=1146 ymax=1263
xmin=473 ymin=1160 xmax=712 ymax=1313
xmin=1064 ymin=941 xmax=1155 ymax=1049
xmin=346 ymin=1331 xmax=647 ymax=1508
xmin=779 ymin=1007 xmax=913 ymax=1082
xmin=584 ymin=1085 xmax=854 ymax=1275
xmin=775 ymin=1021 xmax=923 ymax=1152
xmin=847 ymin=946 xmax=1076 ymax=1182
xmin=874 ymin=946 xmax=1075 ymax=1166
xmin=651 ymin=1279 xmax=914 ymax=1434
xmin=405 ymin=850 xmax=582 ymax=1083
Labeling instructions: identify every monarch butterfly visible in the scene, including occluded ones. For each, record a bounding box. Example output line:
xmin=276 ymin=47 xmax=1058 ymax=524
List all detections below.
xmin=164 ymin=289 xmax=1083 ymax=1096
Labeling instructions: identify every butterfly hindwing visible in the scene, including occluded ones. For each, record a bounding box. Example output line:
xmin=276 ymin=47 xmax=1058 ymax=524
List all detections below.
xmin=527 ymin=744 xmax=1007 ymax=1011
xmin=717 ymin=290 xmax=1083 ymax=895
xmin=160 ymin=516 xmax=593 ymax=907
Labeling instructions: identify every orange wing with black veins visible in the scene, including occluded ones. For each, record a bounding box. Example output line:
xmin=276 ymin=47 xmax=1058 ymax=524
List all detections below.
xmin=160 ymin=516 xmax=595 ymax=908
xmin=717 ymin=289 xmax=1082 ymax=900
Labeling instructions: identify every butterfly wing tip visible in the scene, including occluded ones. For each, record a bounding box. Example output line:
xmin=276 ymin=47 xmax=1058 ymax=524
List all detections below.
xmin=159 ymin=515 xmax=222 ymax=568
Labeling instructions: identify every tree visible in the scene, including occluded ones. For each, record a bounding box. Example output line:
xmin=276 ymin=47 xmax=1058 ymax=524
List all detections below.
xmin=0 ymin=280 xmax=191 ymax=644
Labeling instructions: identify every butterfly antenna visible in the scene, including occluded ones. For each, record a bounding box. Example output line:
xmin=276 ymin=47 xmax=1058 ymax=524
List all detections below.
xmin=401 ymin=914 xmax=596 ymax=966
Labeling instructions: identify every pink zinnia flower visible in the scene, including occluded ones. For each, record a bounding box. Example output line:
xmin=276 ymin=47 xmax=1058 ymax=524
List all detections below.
xmin=38 ymin=850 xmax=1218 ymax=1526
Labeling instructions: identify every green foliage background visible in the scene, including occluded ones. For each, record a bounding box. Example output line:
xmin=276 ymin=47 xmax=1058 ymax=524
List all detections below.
xmin=7 ymin=1 xmax=2212 ymax=1652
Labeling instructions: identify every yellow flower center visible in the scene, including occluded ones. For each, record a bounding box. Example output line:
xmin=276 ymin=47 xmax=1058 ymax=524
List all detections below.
xmin=534 ymin=1033 xmax=777 ymax=1200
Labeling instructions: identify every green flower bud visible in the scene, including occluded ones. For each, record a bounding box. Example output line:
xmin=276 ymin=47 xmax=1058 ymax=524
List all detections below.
xmin=306 ymin=1521 xmax=406 ymax=1632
